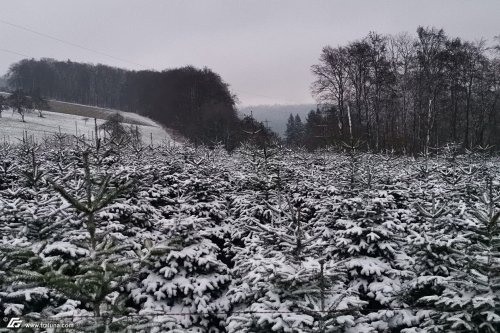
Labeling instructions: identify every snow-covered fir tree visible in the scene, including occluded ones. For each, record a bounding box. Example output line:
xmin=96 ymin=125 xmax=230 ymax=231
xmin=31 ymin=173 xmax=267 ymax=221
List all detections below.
xmin=1 ymin=132 xmax=499 ymax=333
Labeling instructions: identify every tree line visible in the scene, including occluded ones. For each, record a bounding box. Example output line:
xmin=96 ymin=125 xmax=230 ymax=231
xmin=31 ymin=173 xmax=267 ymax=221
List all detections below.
xmin=7 ymin=26 xmax=500 ymax=154
xmin=304 ymin=26 xmax=500 ymax=153
xmin=5 ymin=59 xmax=275 ymax=149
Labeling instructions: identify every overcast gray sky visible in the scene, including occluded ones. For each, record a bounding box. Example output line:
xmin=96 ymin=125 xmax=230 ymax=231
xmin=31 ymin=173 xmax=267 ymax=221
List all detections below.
xmin=0 ymin=0 xmax=499 ymax=106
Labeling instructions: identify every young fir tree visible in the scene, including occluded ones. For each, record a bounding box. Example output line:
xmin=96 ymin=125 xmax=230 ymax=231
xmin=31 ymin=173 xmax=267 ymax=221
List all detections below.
xmin=0 ymin=141 xmax=17 ymax=191
xmin=404 ymin=191 xmax=470 ymax=331
xmin=420 ymin=178 xmax=500 ymax=332
xmin=237 ymin=139 xmax=284 ymax=201
xmin=328 ymin=190 xmax=415 ymax=332
xmin=0 ymin=138 xmax=166 ymax=332
xmin=227 ymin=173 xmax=365 ymax=333
xmin=0 ymin=136 xmax=77 ymax=322
xmin=128 ymin=145 xmax=233 ymax=333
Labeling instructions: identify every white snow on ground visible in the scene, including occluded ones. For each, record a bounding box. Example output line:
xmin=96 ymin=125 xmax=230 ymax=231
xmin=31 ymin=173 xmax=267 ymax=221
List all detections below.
xmin=0 ymin=107 xmax=176 ymax=145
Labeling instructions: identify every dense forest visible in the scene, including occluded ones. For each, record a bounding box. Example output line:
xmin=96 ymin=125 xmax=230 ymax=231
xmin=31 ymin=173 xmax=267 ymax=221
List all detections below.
xmin=302 ymin=27 xmax=500 ymax=152
xmin=5 ymin=59 xmax=276 ymax=149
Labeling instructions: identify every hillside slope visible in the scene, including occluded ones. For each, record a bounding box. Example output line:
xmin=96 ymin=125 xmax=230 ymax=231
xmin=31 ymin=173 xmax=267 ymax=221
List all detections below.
xmin=0 ymin=100 xmax=176 ymax=145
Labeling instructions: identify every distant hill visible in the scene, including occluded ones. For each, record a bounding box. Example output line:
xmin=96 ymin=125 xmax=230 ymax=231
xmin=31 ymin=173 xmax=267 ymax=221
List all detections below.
xmin=238 ymin=104 xmax=316 ymax=137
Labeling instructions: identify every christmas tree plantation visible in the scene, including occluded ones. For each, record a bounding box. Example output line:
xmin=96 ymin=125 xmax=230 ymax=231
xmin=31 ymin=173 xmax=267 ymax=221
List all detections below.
xmin=0 ymin=135 xmax=499 ymax=333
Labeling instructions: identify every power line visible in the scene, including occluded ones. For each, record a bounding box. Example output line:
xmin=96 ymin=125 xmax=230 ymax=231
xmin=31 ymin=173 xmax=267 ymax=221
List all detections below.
xmin=0 ymin=18 xmax=303 ymax=104
xmin=0 ymin=48 xmax=32 ymax=58
xmin=0 ymin=18 xmax=146 ymax=69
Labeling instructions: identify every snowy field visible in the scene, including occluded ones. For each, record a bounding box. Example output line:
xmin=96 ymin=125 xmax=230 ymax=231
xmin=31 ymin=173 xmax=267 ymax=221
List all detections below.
xmin=0 ymin=106 xmax=175 ymax=145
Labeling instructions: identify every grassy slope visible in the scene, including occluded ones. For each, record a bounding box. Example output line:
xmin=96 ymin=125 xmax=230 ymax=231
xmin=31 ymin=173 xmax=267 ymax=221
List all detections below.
xmin=46 ymin=100 xmax=149 ymax=126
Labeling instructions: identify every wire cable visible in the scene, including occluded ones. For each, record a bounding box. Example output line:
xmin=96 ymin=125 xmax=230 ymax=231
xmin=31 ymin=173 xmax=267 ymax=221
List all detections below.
xmin=0 ymin=18 xmax=302 ymax=104
xmin=0 ymin=18 xmax=146 ymax=69
xmin=0 ymin=48 xmax=32 ymax=58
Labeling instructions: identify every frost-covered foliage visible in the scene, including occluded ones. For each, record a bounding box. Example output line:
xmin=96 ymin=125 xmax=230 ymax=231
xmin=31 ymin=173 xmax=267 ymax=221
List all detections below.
xmin=0 ymin=136 xmax=499 ymax=332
